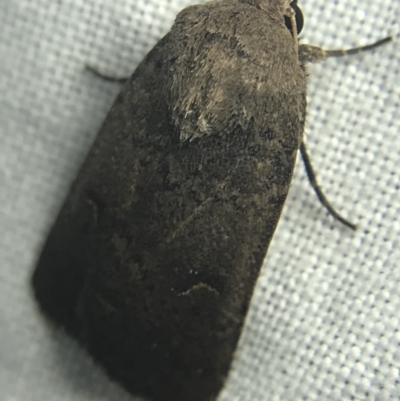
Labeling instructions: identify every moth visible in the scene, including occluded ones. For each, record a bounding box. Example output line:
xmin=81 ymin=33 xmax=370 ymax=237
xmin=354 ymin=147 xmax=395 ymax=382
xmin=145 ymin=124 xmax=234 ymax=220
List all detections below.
xmin=32 ymin=1 xmax=391 ymax=400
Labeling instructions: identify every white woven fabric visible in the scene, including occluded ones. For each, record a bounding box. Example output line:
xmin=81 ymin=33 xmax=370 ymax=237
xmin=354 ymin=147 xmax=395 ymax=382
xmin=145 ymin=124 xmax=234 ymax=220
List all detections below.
xmin=1 ymin=1 xmax=399 ymax=400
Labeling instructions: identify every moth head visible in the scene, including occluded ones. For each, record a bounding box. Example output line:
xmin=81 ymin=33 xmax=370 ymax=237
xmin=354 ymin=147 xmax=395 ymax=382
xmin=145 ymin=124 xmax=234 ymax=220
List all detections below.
xmin=246 ymin=0 xmax=304 ymax=43
xmin=284 ymin=1 xmax=304 ymax=36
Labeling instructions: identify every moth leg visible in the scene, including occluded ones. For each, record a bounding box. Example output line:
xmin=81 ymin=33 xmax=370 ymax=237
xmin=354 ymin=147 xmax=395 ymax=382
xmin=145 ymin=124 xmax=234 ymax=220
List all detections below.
xmin=299 ymin=36 xmax=392 ymax=63
xmin=85 ymin=65 xmax=129 ymax=84
xmin=299 ymin=142 xmax=357 ymax=230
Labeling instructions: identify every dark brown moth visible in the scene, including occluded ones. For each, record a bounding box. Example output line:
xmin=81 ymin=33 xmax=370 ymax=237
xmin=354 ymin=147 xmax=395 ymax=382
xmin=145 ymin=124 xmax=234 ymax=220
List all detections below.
xmin=32 ymin=1 xmax=391 ymax=401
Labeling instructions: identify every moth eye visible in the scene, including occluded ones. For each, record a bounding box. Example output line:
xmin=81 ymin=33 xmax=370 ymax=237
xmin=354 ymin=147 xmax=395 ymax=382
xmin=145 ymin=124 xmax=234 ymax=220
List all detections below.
xmin=284 ymin=1 xmax=304 ymax=35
